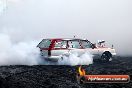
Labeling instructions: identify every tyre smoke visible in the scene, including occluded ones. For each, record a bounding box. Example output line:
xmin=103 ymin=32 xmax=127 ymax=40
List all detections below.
xmin=58 ymin=52 xmax=93 ymax=66
xmin=0 ymin=33 xmax=41 ymax=65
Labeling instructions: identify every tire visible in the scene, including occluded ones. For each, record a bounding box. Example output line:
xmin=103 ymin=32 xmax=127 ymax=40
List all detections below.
xmin=101 ymin=52 xmax=112 ymax=62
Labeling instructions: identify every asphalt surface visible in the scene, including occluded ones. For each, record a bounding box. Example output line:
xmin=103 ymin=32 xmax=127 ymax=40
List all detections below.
xmin=0 ymin=56 xmax=132 ymax=88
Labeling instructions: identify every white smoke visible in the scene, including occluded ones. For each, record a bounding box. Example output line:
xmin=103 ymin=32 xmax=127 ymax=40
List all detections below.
xmin=0 ymin=33 xmax=41 ymax=65
xmin=0 ymin=0 xmax=6 ymax=14
xmin=58 ymin=52 xmax=93 ymax=66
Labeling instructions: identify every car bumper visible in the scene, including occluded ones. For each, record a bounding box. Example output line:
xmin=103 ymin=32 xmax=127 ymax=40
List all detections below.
xmin=112 ymin=53 xmax=116 ymax=58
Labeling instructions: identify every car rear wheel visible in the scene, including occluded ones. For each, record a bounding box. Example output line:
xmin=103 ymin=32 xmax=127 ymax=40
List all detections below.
xmin=101 ymin=52 xmax=112 ymax=62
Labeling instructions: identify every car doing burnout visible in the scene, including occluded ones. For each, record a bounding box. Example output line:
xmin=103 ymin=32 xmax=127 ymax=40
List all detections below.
xmin=37 ymin=38 xmax=116 ymax=62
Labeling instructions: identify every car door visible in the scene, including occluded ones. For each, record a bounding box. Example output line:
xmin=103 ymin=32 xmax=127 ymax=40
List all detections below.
xmin=51 ymin=40 xmax=69 ymax=56
xmin=68 ymin=40 xmax=85 ymax=56
xmin=81 ymin=40 xmax=99 ymax=56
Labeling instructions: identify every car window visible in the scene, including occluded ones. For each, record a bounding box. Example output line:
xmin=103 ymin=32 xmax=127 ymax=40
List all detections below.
xmin=37 ymin=39 xmax=51 ymax=48
xmin=54 ymin=40 xmax=67 ymax=48
xmin=68 ymin=40 xmax=81 ymax=48
xmin=81 ymin=40 xmax=92 ymax=48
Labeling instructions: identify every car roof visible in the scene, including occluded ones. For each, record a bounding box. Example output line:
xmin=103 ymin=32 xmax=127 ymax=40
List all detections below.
xmin=42 ymin=38 xmax=87 ymax=41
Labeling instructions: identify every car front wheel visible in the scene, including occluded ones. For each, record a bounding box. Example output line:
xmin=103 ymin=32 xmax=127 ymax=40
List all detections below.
xmin=101 ymin=52 xmax=112 ymax=62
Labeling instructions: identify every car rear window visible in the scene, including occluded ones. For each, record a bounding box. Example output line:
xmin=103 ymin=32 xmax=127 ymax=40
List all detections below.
xmin=37 ymin=39 xmax=51 ymax=48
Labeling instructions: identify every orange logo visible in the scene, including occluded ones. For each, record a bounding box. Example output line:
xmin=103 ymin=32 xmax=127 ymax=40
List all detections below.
xmin=77 ymin=66 xmax=130 ymax=84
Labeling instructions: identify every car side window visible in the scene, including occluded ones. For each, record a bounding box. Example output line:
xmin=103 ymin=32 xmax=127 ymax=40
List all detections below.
xmin=68 ymin=40 xmax=81 ymax=48
xmin=81 ymin=41 xmax=92 ymax=48
xmin=54 ymin=40 xmax=67 ymax=49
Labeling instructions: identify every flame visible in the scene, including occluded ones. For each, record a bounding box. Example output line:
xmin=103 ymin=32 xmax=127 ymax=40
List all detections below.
xmin=78 ymin=66 xmax=86 ymax=76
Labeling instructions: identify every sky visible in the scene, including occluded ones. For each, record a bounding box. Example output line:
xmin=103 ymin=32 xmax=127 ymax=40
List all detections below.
xmin=0 ymin=0 xmax=132 ymax=56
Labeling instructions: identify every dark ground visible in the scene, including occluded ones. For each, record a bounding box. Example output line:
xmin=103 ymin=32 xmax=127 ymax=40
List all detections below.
xmin=0 ymin=56 xmax=132 ymax=88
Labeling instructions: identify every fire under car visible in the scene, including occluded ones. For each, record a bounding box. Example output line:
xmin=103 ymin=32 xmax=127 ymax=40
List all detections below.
xmin=37 ymin=38 xmax=116 ymax=62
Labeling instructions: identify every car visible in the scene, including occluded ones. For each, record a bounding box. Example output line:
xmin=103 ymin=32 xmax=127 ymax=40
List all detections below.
xmin=37 ymin=38 xmax=116 ymax=62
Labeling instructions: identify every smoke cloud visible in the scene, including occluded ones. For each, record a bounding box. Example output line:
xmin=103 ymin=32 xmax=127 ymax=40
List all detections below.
xmin=58 ymin=52 xmax=93 ymax=66
xmin=0 ymin=33 xmax=41 ymax=65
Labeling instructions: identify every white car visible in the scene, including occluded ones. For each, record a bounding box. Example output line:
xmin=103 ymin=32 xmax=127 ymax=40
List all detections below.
xmin=37 ymin=38 xmax=116 ymax=62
